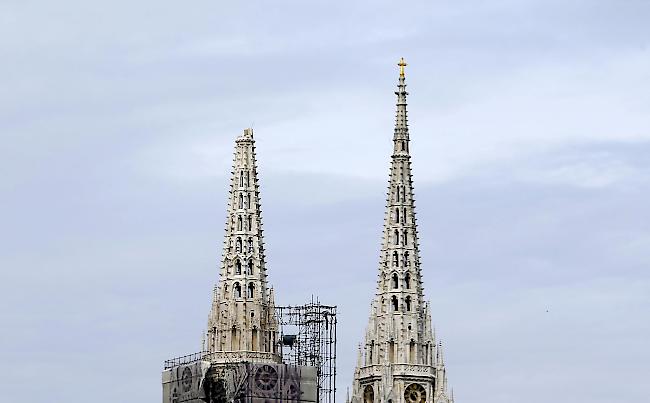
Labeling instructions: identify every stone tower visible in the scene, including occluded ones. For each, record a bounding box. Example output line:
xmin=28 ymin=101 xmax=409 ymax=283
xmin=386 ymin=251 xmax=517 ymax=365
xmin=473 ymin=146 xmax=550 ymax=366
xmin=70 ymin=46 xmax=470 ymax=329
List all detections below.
xmin=204 ymin=128 xmax=281 ymax=363
xmin=349 ymin=60 xmax=454 ymax=403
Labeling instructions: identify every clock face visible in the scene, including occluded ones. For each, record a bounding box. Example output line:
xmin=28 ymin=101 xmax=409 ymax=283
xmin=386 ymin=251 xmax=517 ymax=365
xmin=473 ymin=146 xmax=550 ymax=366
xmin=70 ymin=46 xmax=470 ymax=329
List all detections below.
xmin=181 ymin=367 xmax=193 ymax=392
xmin=254 ymin=365 xmax=278 ymax=391
xmin=404 ymin=383 xmax=426 ymax=403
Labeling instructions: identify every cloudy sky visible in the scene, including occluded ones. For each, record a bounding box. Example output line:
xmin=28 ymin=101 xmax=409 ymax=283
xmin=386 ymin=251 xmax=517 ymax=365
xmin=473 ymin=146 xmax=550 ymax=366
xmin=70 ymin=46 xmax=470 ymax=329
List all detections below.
xmin=1 ymin=0 xmax=649 ymax=402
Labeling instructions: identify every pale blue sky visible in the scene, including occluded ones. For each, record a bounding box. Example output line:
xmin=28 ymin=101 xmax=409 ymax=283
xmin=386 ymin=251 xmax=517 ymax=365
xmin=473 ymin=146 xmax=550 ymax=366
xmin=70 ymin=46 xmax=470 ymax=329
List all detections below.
xmin=1 ymin=1 xmax=649 ymax=402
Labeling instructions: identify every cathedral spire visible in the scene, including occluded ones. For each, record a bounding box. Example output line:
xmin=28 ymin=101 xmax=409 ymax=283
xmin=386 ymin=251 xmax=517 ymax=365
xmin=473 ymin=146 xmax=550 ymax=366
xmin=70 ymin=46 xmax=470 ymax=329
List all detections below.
xmin=204 ymin=128 xmax=280 ymax=363
xmin=350 ymin=60 xmax=455 ymax=403
xmin=376 ymin=57 xmax=422 ymax=307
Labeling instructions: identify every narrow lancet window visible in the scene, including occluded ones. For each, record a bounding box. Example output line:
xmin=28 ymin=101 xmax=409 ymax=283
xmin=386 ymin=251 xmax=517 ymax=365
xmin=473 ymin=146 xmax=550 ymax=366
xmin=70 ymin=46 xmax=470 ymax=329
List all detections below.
xmin=405 ymin=296 xmax=412 ymax=311
xmin=234 ymin=282 xmax=241 ymax=298
xmin=391 ymin=296 xmax=398 ymax=311
xmin=392 ymin=273 xmax=399 ymax=289
xmin=235 ymin=260 xmax=242 ymax=275
xmin=248 ymin=260 xmax=254 ymax=275
xmin=247 ymin=282 xmax=255 ymax=298
xmin=405 ymin=273 xmax=411 ymax=289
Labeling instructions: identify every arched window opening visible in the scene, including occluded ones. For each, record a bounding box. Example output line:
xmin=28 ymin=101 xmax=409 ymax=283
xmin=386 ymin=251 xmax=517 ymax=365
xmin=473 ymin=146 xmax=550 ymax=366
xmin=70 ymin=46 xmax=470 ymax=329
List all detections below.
xmin=405 ymin=272 xmax=411 ymax=289
xmin=363 ymin=385 xmax=375 ymax=403
xmin=391 ymin=296 xmax=398 ymax=312
xmin=239 ymin=194 xmax=244 ymax=209
xmin=402 ymin=230 xmax=408 ymax=246
xmin=248 ymin=215 xmax=253 ymax=230
xmin=405 ymin=296 xmax=412 ymax=312
xmin=392 ymin=273 xmax=399 ymax=289
xmin=235 ymin=238 xmax=242 ymax=253
xmin=235 ymin=260 xmax=242 ymax=275
xmin=223 ymin=284 xmax=228 ymax=295
xmin=396 ymin=187 xmax=401 ymax=202
xmin=240 ymin=170 xmax=244 ymax=187
xmin=394 ymin=229 xmax=399 ymax=245
xmin=248 ymin=260 xmax=254 ymax=275
xmin=237 ymin=216 xmax=243 ymax=231
xmin=402 ymin=208 xmax=407 ymax=223
xmin=401 ymin=186 xmax=406 ymax=202
xmin=404 ymin=251 xmax=410 ymax=267
xmin=234 ymin=282 xmax=241 ymax=298
xmin=401 ymin=141 xmax=405 ymax=151
xmin=392 ymin=251 xmax=399 ymax=267
xmin=395 ymin=208 xmax=400 ymax=223
xmin=246 ymin=171 xmax=250 ymax=187
xmin=248 ymin=238 xmax=253 ymax=253
xmin=231 ymin=327 xmax=238 ymax=350
xmin=247 ymin=283 xmax=255 ymax=298
xmin=247 ymin=194 xmax=251 ymax=209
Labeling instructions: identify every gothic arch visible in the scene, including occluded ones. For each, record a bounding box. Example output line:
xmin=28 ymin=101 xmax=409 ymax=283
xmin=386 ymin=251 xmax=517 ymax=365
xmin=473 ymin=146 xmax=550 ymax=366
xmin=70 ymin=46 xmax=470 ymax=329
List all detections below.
xmin=363 ymin=385 xmax=374 ymax=403
xmin=391 ymin=295 xmax=398 ymax=311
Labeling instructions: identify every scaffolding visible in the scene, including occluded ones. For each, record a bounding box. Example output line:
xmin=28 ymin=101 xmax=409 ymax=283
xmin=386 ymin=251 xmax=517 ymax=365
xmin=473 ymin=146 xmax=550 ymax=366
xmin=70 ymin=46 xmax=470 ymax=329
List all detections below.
xmin=275 ymin=300 xmax=337 ymax=403
xmin=163 ymin=300 xmax=337 ymax=403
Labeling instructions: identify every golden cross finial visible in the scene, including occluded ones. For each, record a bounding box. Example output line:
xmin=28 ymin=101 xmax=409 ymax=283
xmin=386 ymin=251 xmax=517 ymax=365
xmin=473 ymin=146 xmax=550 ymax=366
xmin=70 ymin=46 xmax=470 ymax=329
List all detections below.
xmin=398 ymin=57 xmax=407 ymax=77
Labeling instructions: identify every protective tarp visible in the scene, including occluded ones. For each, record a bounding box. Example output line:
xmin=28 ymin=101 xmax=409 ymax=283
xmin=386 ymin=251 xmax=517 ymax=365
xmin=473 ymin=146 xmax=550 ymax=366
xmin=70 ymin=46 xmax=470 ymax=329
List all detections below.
xmin=163 ymin=362 xmax=318 ymax=403
xmin=162 ymin=361 xmax=211 ymax=403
